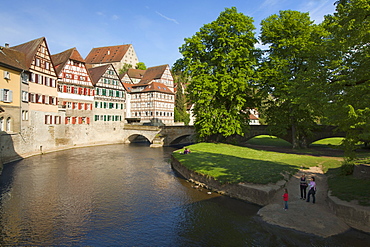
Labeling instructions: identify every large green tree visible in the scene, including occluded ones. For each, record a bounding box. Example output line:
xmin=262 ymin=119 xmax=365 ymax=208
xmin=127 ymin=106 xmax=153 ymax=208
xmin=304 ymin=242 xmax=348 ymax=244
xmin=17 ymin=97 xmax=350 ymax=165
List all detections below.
xmin=177 ymin=7 xmax=259 ymax=140
xmin=259 ymin=10 xmax=328 ymax=148
xmin=322 ymin=0 xmax=370 ymax=154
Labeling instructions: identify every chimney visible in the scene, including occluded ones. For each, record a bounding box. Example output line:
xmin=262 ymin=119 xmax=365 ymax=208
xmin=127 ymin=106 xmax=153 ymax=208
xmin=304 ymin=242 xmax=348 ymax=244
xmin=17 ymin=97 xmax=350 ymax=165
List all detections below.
xmin=5 ymin=43 xmax=9 ymax=48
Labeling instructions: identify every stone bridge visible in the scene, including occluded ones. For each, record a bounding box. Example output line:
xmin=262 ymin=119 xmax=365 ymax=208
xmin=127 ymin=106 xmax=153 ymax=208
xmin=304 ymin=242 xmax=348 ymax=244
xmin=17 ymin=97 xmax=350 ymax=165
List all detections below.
xmin=123 ymin=124 xmax=346 ymax=147
xmin=123 ymin=125 xmax=196 ymax=147
xmin=225 ymin=125 xmax=346 ymax=145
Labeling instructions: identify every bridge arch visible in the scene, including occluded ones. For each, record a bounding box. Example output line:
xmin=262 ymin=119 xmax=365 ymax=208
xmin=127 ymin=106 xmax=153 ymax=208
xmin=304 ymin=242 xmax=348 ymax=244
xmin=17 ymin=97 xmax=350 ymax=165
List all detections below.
xmin=125 ymin=134 xmax=152 ymax=144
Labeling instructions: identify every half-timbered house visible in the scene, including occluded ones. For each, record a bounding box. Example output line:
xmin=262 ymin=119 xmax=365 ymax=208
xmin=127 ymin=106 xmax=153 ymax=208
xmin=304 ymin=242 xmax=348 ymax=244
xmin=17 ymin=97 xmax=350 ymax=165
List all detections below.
xmin=88 ymin=64 xmax=127 ymax=125
xmin=52 ymin=48 xmax=95 ymax=125
xmin=11 ymin=37 xmax=60 ymax=125
xmin=129 ymin=65 xmax=175 ymax=125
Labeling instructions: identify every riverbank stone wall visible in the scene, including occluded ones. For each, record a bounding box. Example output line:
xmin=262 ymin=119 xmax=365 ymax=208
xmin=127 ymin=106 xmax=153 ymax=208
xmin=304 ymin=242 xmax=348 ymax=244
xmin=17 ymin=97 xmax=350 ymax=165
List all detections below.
xmin=171 ymin=156 xmax=285 ymax=206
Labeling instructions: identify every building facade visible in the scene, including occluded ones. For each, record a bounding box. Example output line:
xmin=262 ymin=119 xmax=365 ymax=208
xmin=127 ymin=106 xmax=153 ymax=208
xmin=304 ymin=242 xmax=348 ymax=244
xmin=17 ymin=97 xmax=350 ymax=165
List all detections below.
xmin=11 ymin=37 xmax=59 ymax=126
xmin=129 ymin=65 xmax=175 ymax=125
xmin=0 ymin=45 xmax=25 ymax=133
xmin=52 ymin=48 xmax=95 ymax=125
xmin=88 ymin=64 xmax=127 ymax=125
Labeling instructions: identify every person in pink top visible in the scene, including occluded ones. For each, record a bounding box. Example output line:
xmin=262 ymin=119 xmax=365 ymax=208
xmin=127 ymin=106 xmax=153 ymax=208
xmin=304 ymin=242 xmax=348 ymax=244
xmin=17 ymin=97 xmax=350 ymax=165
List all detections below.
xmin=306 ymin=177 xmax=317 ymax=204
xmin=282 ymin=188 xmax=289 ymax=211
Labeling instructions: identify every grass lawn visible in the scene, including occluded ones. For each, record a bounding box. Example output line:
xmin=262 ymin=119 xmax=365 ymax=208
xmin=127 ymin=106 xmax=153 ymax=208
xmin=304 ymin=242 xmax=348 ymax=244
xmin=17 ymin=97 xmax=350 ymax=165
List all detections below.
xmin=173 ymin=142 xmax=341 ymax=185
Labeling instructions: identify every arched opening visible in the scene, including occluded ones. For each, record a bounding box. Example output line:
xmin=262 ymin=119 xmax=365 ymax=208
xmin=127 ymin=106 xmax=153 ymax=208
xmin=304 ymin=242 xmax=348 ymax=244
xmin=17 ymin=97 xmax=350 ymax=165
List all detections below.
xmin=127 ymin=134 xmax=151 ymax=146
xmin=245 ymin=135 xmax=292 ymax=148
xmin=169 ymin=134 xmax=195 ymax=148
xmin=6 ymin=117 xmax=11 ymax=132
xmin=310 ymin=137 xmax=344 ymax=148
xmin=0 ymin=117 xmax=4 ymax=131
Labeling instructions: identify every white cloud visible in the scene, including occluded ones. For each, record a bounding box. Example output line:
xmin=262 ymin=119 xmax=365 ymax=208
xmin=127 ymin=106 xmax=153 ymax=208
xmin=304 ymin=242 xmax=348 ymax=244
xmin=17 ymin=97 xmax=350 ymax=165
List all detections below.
xmin=155 ymin=11 xmax=179 ymax=24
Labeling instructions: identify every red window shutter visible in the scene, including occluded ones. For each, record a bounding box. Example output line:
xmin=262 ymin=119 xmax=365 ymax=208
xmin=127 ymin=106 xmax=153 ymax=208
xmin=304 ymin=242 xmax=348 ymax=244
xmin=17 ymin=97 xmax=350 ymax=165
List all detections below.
xmin=42 ymin=95 xmax=46 ymax=104
xmin=71 ymin=87 xmax=75 ymax=94
xmin=87 ymin=117 xmax=90 ymax=124
xmin=72 ymin=102 xmax=75 ymax=109
xmin=65 ymin=117 xmax=68 ymax=124
xmin=63 ymin=85 xmax=67 ymax=92
xmin=72 ymin=117 xmax=76 ymax=124
xmin=92 ymin=89 xmax=95 ymax=96
xmin=49 ymin=96 xmax=53 ymax=104
xmin=78 ymin=117 xmax=82 ymax=124
xmin=63 ymin=101 xmax=66 ymax=105
xmin=45 ymin=115 xmax=48 ymax=124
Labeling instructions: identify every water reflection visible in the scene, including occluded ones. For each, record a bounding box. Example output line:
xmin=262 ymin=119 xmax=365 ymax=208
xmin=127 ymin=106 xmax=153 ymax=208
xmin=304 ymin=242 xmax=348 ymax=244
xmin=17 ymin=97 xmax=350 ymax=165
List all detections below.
xmin=0 ymin=144 xmax=368 ymax=246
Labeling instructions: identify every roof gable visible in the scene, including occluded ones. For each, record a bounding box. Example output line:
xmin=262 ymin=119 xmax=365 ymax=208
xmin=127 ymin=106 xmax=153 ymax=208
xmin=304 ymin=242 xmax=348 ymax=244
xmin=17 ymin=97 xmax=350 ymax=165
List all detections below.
xmin=10 ymin=37 xmax=57 ymax=76
xmin=138 ymin=64 xmax=169 ymax=85
xmin=88 ymin=64 xmax=111 ymax=85
xmin=85 ymin=44 xmax=131 ymax=64
xmin=51 ymin=48 xmax=85 ymax=75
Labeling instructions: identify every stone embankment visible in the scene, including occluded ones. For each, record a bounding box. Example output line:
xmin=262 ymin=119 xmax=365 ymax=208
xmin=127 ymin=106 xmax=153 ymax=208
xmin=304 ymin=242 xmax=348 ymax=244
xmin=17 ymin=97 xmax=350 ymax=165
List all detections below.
xmin=171 ymin=156 xmax=370 ymax=237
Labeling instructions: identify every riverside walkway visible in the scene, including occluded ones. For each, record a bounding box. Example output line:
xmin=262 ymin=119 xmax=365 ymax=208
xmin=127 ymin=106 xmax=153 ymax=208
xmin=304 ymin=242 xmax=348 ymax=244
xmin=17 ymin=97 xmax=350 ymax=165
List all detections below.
xmin=258 ymin=166 xmax=350 ymax=237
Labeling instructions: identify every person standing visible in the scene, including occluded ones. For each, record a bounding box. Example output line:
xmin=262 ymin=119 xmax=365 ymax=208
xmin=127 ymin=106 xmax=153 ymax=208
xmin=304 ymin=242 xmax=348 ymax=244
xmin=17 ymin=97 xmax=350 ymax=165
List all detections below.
xmin=300 ymin=174 xmax=308 ymax=200
xmin=306 ymin=177 xmax=317 ymax=204
xmin=283 ymin=188 xmax=289 ymax=211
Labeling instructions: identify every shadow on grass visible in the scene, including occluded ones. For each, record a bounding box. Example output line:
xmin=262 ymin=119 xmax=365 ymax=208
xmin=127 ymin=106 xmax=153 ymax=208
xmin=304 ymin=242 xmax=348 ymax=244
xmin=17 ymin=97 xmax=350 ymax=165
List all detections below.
xmin=326 ymin=167 xmax=370 ymax=206
xmin=174 ymin=150 xmax=298 ymax=185
xmin=244 ymin=144 xmax=345 ymax=158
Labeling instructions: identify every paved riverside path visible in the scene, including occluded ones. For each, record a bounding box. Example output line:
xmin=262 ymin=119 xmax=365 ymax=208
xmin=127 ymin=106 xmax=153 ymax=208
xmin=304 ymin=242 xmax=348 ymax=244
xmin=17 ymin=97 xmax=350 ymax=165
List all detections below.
xmin=257 ymin=166 xmax=350 ymax=237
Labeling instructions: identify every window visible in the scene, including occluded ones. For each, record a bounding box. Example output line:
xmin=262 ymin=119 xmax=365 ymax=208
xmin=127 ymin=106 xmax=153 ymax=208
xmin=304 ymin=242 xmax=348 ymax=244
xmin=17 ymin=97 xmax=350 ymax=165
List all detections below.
xmin=22 ymin=110 xmax=29 ymax=121
xmin=0 ymin=89 xmax=13 ymax=103
xmin=6 ymin=117 xmax=11 ymax=131
xmin=21 ymin=72 xmax=28 ymax=84
xmin=22 ymin=91 xmax=28 ymax=102
xmin=35 ymin=58 xmax=40 ymax=67
xmin=3 ymin=71 xmax=10 ymax=80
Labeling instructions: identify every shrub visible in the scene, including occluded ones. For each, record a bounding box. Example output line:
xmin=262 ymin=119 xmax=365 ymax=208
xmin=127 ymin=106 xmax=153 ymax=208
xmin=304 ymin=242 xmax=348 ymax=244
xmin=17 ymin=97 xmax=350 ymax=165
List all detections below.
xmin=340 ymin=161 xmax=355 ymax=176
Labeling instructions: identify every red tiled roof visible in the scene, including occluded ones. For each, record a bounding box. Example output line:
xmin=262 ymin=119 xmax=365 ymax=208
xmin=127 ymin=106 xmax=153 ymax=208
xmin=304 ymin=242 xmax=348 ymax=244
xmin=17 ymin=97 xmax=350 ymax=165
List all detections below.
xmin=249 ymin=114 xmax=259 ymax=120
xmin=0 ymin=46 xmax=26 ymax=71
xmin=127 ymin=68 xmax=145 ymax=79
xmin=138 ymin=64 xmax=168 ymax=85
xmin=10 ymin=37 xmax=45 ymax=69
xmin=121 ymin=82 xmax=133 ymax=92
xmin=85 ymin=44 xmax=131 ymax=64
xmin=88 ymin=64 xmax=111 ymax=85
xmin=51 ymin=48 xmax=85 ymax=75
xmin=132 ymin=81 xmax=174 ymax=95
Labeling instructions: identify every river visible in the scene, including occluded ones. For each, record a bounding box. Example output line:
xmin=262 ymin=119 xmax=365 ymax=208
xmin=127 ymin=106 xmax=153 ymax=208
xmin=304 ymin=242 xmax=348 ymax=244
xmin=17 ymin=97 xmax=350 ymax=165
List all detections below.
xmin=0 ymin=143 xmax=369 ymax=246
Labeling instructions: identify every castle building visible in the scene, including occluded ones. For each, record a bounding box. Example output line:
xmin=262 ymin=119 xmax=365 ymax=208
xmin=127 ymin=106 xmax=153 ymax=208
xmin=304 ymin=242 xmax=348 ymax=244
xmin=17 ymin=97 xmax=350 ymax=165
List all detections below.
xmin=85 ymin=44 xmax=139 ymax=73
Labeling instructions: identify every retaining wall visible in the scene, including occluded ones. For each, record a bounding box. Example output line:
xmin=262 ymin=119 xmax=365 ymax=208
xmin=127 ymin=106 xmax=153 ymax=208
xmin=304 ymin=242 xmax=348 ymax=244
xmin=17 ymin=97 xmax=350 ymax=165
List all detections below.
xmin=327 ymin=192 xmax=370 ymax=233
xmin=171 ymin=155 xmax=285 ymax=206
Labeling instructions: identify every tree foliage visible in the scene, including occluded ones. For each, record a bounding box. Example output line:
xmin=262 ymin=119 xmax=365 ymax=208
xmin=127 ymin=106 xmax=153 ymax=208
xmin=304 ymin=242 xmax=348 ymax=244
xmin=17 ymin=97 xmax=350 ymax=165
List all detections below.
xmin=322 ymin=0 xmax=370 ymax=155
xmin=136 ymin=62 xmax=147 ymax=70
xmin=174 ymin=78 xmax=190 ymax=125
xmin=177 ymin=7 xmax=260 ymax=140
xmin=259 ymin=10 xmax=328 ymax=148
xmin=119 ymin=63 xmax=133 ymax=74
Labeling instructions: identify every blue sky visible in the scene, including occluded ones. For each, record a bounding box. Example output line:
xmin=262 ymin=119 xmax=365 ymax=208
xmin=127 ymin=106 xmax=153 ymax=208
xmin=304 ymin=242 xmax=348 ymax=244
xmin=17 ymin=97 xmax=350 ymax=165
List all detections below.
xmin=0 ymin=0 xmax=337 ymax=68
